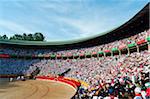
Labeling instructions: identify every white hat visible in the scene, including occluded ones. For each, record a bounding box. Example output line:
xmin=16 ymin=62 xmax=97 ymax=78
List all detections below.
xmin=134 ymin=87 xmax=141 ymax=93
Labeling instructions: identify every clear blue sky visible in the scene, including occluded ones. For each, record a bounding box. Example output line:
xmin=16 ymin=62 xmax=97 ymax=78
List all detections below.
xmin=0 ymin=0 xmax=148 ymax=41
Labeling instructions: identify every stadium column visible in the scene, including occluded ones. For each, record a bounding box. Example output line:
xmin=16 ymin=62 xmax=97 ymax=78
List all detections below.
xmin=127 ymin=47 xmax=130 ymax=55
xmin=56 ymin=56 xmax=57 ymax=60
xmin=66 ymin=55 xmax=69 ymax=60
xmin=55 ymin=55 xmax=58 ymax=59
xmin=118 ymin=49 xmax=121 ymax=56
xmin=136 ymin=45 xmax=139 ymax=53
xmin=148 ymin=42 xmax=150 ymax=52
xmin=111 ymin=51 xmax=113 ymax=56
xmin=104 ymin=52 xmax=106 ymax=57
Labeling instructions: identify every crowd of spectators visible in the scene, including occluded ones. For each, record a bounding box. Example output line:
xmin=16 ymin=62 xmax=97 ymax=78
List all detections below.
xmin=1 ymin=50 xmax=149 ymax=98
xmin=72 ymin=51 xmax=150 ymax=99
xmin=23 ymin=50 xmax=149 ymax=98
xmin=0 ymin=59 xmax=39 ymax=75
xmin=0 ymin=29 xmax=150 ymax=56
xmin=0 ymin=29 xmax=150 ymax=98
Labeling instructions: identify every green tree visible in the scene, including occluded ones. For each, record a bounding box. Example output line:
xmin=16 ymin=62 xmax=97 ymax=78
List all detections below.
xmin=2 ymin=35 xmax=8 ymax=40
xmin=1 ymin=32 xmax=45 ymax=41
xmin=34 ymin=32 xmax=45 ymax=41
xmin=23 ymin=33 xmax=27 ymax=40
xmin=28 ymin=34 xmax=34 ymax=41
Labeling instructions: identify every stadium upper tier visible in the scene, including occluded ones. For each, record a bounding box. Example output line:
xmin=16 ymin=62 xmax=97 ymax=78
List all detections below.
xmin=0 ymin=3 xmax=149 ymax=47
xmin=0 ymin=29 xmax=150 ymax=59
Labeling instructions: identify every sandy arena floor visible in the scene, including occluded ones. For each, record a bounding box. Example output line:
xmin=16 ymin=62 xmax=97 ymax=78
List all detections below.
xmin=0 ymin=80 xmax=76 ymax=99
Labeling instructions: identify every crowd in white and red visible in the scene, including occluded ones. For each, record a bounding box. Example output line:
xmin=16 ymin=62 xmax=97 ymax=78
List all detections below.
xmin=0 ymin=29 xmax=150 ymax=99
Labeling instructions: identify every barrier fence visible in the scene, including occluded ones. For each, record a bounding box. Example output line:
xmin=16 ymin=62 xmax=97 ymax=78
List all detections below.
xmin=36 ymin=76 xmax=81 ymax=89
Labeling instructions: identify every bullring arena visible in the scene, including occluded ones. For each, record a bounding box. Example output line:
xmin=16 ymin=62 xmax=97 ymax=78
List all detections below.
xmin=0 ymin=77 xmax=77 ymax=99
xmin=0 ymin=2 xmax=150 ymax=99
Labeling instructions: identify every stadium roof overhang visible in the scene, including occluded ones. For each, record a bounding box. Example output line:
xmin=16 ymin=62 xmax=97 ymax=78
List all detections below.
xmin=0 ymin=3 xmax=149 ymax=47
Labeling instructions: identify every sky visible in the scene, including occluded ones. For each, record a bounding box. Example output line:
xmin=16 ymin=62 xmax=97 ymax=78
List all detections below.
xmin=0 ymin=0 xmax=149 ymax=41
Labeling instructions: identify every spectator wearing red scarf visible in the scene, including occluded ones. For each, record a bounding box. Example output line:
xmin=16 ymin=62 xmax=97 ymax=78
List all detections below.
xmin=145 ymin=82 xmax=150 ymax=97
xmin=134 ymin=87 xmax=143 ymax=99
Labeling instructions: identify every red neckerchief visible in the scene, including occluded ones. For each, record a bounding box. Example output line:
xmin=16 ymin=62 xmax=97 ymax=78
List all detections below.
xmin=135 ymin=93 xmax=142 ymax=96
